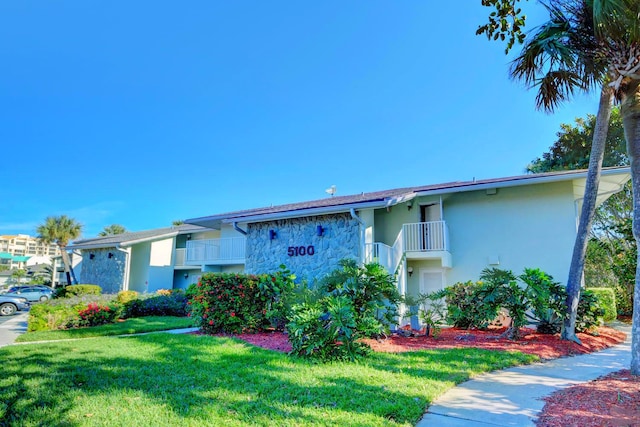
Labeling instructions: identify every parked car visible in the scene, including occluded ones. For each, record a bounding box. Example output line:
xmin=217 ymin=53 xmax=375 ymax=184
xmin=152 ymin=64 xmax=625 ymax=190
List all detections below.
xmin=4 ymin=286 xmax=54 ymax=302
xmin=7 ymin=285 xmax=53 ymax=293
xmin=0 ymin=295 xmax=30 ymax=316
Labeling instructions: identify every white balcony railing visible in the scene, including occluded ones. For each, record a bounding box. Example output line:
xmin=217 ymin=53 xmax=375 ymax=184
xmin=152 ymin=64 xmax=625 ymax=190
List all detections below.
xmin=402 ymin=221 xmax=449 ymax=252
xmin=174 ymin=248 xmax=186 ymax=266
xmin=185 ymin=237 xmax=246 ymax=265
xmin=364 ymin=242 xmax=394 ymax=272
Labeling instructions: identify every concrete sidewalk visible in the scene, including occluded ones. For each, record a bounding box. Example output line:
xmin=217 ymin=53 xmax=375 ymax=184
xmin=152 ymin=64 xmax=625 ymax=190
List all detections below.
xmin=0 ymin=311 xmax=29 ymax=347
xmin=417 ymin=325 xmax=632 ymax=426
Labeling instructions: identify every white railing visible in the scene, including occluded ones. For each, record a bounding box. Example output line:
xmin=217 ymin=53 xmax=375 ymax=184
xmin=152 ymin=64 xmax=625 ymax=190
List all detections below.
xmin=185 ymin=237 xmax=246 ymax=264
xmin=402 ymin=221 xmax=449 ymax=252
xmin=175 ymin=248 xmax=186 ymax=266
xmin=364 ymin=242 xmax=394 ymax=271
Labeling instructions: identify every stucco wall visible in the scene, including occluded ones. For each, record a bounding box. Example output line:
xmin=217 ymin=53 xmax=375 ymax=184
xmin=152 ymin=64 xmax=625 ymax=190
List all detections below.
xmin=79 ymin=248 xmax=126 ymax=294
xmin=244 ymin=213 xmax=360 ymax=282
xmin=445 ymin=181 xmax=576 ymax=285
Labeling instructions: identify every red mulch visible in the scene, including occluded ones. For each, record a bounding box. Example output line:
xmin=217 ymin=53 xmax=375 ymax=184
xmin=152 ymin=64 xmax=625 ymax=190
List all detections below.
xmin=537 ymin=370 xmax=640 ymax=427
xmin=204 ymin=325 xmax=625 ymax=360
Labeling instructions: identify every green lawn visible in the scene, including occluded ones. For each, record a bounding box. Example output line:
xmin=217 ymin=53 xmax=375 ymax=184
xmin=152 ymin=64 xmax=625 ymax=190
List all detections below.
xmin=15 ymin=316 xmax=194 ymax=342
xmin=0 ymin=333 xmax=537 ymax=426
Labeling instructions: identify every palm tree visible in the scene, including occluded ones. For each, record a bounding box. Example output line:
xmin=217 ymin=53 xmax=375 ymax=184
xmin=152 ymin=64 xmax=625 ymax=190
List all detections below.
xmin=509 ymin=1 xmax=611 ymax=344
xmin=481 ymin=0 xmax=640 ymax=373
xmin=98 ymin=224 xmax=127 ymax=236
xmin=36 ymin=215 xmax=83 ymax=286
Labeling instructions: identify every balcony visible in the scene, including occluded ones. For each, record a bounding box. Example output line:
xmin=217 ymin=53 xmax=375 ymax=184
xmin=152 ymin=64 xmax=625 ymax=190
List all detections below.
xmin=402 ymin=221 xmax=452 ymax=267
xmin=365 ymin=221 xmax=452 ymax=273
xmin=184 ymin=237 xmax=246 ymax=266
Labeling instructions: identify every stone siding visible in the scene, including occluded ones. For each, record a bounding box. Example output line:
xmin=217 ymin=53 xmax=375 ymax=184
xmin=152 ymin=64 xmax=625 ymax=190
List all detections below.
xmin=79 ymin=248 xmax=126 ymax=294
xmin=245 ymin=213 xmax=360 ymax=281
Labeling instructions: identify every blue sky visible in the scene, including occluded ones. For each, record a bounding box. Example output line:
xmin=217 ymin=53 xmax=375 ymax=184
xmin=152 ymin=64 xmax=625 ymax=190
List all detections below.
xmin=1 ymin=1 xmax=600 ymax=238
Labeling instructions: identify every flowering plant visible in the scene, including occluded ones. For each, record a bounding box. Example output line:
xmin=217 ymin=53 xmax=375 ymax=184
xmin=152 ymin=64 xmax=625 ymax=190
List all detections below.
xmin=77 ymin=302 xmax=119 ymax=326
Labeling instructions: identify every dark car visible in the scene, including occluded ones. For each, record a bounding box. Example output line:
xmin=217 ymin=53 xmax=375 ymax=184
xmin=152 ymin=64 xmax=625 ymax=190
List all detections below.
xmin=4 ymin=286 xmax=54 ymax=302
xmin=0 ymin=294 xmax=30 ymax=316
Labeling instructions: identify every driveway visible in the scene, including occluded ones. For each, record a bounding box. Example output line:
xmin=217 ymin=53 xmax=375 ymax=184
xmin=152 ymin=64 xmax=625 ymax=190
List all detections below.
xmin=0 ymin=311 xmax=28 ymax=347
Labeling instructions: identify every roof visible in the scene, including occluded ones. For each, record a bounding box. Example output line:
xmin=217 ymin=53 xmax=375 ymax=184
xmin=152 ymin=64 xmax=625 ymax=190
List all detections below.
xmin=68 ymin=224 xmax=207 ymax=250
xmin=186 ymin=167 xmax=631 ymax=228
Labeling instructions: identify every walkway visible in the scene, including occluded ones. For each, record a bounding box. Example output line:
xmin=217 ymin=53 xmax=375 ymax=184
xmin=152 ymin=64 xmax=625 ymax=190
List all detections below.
xmin=0 ymin=311 xmax=28 ymax=347
xmin=417 ymin=324 xmax=632 ymax=427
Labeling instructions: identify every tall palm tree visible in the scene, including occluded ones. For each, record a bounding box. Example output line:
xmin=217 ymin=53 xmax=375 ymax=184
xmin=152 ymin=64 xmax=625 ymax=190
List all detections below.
xmin=481 ymin=0 xmax=640 ymax=372
xmin=509 ymin=0 xmax=611 ymax=344
xmin=98 ymin=224 xmax=127 ymax=236
xmin=36 ymin=215 xmax=83 ymax=286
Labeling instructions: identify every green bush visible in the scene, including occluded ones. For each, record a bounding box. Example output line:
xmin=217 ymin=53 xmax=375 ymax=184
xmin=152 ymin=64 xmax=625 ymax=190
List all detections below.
xmin=586 ymin=287 xmax=617 ymax=322
xmin=123 ymin=291 xmax=189 ymax=318
xmin=287 ymin=294 xmax=370 ymax=361
xmin=436 ymin=281 xmax=500 ymax=329
xmin=188 ymin=266 xmax=296 ymax=334
xmin=117 ymin=290 xmax=139 ymax=304
xmin=576 ymin=289 xmax=606 ymax=332
xmin=27 ymin=294 xmax=119 ymax=332
xmin=54 ymin=284 xmax=102 ymax=298
xmin=287 ymin=260 xmax=399 ymax=361
xmin=320 ymin=259 xmax=400 ymax=337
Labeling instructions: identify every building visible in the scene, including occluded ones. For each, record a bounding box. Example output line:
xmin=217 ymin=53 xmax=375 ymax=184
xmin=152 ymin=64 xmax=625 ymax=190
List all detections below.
xmin=68 ymin=168 xmax=630 ymax=301
xmin=68 ymin=224 xmax=243 ymax=293
xmin=0 ymin=234 xmax=60 ymax=269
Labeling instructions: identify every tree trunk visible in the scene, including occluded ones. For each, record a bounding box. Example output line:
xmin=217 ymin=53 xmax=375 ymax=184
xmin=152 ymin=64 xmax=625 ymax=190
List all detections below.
xmin=60 ymin=246 xmax=73 ymax=287
xmin=561 ymin=88 xmax=614 ymax=343
xmin=621 ymin=79 xmax=640 ymax=375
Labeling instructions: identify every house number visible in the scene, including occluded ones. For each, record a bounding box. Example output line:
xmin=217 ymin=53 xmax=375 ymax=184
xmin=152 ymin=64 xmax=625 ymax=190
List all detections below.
xmin=288 ymin=245 xmax=315 ymax=256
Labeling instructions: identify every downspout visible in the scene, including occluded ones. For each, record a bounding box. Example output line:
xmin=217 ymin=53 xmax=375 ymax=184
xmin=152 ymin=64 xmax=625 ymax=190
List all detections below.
xmin=350 ymin=208 xmax=366 ymax=264
xmin=115 ymin=245 xmax=131 ymax=292
xmin=233 ymin=222 xmax=248 ymax=235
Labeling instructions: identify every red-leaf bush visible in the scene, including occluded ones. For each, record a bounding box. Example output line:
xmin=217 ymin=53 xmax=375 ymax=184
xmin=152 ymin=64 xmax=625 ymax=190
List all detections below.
xmin=187 ymin=266 xmax=295 ymax=334
xmin=77 ymin=302 xmax=119 ymax=327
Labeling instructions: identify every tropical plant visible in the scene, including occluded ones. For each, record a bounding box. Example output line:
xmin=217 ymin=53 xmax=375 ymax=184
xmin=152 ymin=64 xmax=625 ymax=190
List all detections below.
xmin=98 ymin=224 xmax=127 ymax=236
xmin=320 ymin=259 xmax=401 ymax=337
xmin=479 ymin=1 xmax=640 ymax=367
xmin=36 ymin=215 xmax=82 ymax=286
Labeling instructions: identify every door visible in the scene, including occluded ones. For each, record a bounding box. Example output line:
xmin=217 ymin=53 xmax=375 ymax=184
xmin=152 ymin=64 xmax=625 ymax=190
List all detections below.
xmin=419 ymin=204 xmax=441 ymax=250
xmin=420 ymin=269 xmax=444 ymax=296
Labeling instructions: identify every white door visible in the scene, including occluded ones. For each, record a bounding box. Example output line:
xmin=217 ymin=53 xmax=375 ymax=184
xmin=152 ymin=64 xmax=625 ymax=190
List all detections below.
xmin=420 ymin=269 xmax=444 ymax=296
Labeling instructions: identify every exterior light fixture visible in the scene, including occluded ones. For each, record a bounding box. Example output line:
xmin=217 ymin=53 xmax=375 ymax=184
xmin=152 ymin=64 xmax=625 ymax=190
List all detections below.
xmin=407 ymin=201 xmax=413 ymax=211
xmin=89 ymin=253 xmax=95 ymax=260
xmin=108 ymin=252 xmax=114 ymax=258
xmin=186 ymin=234 xmax=191 ymax=240
xmin=407 ymin=266 xmax=414 ymax=277
xmin=269 ymin=229 xmax=277 ymax=240
xmin=184 ymin=273 xmax=189 ymax=279
xmin=316 ymin=225 xmax=324 ymax=236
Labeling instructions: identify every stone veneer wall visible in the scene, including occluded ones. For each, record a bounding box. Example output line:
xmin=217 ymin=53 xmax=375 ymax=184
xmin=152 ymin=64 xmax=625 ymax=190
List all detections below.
xmin=79 ymin=248 xmax=126 ymax=294
xmin=244 ymin=213 xmax=360 ymax=281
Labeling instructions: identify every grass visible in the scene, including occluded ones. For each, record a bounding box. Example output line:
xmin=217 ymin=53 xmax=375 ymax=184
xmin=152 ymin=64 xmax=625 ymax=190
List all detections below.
xmin=0 ymin=333 xmax=538 ymax=426
xmin=14 ymin=316 xmax=194 ymax=343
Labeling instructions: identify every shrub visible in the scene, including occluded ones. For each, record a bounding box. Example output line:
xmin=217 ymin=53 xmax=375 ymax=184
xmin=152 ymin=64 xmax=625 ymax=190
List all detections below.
xmin=54 ymin=284 xmax=102 ymax=298
xmin=576 ymin=289 xmax=606 ymax=332
xmin=78 ymin=302 xmax=119 ymax=327
xmin=586 ymin=287 xmax=617 ymax=322
xmin=287 ymin=294 xmax=370 ymax=361
xmin=123 ymin=291 xmax=189 ymax=318
xmin=320 ymin=259 xmax=401 ymax=337
xmin=27 ymin=294 xmax=119 ymax=332
xmin=287 ymin=260 xmax=398 ymax=361
xmin=188 ymin=267 xmax=296 ymax=334
xmin=436 ymin=281 xmax=501 ymax=329
xmin=117 ymin=290 xmax=139 ymax=304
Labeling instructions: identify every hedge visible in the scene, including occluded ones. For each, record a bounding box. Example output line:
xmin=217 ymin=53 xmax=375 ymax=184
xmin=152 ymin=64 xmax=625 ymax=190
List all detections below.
xmin=54 ymin=284 xmax=102 ymax=298
xmin=586 ymin=287 xmax=617 ymax=322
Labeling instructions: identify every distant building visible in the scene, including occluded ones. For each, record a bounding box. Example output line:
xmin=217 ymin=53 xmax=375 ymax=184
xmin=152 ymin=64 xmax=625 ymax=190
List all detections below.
xmin=0 ymin=234 xmax=60 ymax=269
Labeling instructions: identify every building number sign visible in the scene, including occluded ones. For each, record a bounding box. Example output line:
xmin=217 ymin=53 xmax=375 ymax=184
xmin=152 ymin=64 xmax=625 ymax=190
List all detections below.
xmin=288 ymin=245 xmax=315 ymax=257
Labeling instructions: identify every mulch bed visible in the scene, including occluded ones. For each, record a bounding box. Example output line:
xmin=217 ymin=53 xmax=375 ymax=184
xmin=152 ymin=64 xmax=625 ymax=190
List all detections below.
xmin=536 ymin=369 xmax=640 ymax=427
xmin=209 ymin=325 xmax=625 ymax=360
